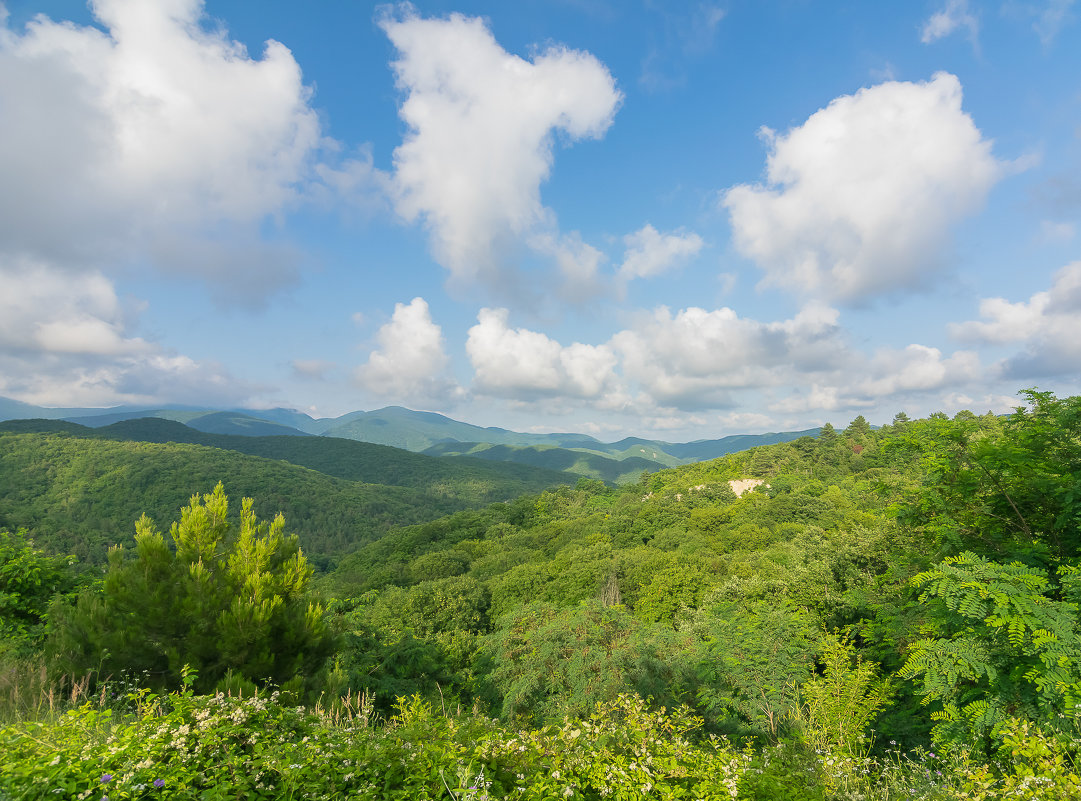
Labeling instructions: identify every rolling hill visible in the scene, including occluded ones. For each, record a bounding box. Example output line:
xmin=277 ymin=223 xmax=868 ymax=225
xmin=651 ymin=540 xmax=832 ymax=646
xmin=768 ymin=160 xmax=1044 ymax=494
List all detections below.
xmin=0 ymin=396 xmax=822 ymax=478
xmin=422 ymin=441 xmax=665 ymax=484
xmin=0 ymin=418 xmax=573 ymax=499
xmin=0 ymin=422 xmax=574 ymax=567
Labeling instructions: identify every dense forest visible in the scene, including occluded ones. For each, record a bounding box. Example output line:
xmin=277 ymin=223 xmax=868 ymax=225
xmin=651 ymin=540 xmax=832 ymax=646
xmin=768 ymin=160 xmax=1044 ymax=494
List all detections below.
xmin=0 ymin=419 xmax=571 ymax=567
xmin=1 ymin=389 xmax=1079 ymax=799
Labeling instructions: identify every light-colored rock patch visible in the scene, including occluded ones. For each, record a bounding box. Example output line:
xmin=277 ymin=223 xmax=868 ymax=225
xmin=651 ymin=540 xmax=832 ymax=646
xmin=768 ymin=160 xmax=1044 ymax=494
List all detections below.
xmin=728 ymin=478 xmax=767 ymax=497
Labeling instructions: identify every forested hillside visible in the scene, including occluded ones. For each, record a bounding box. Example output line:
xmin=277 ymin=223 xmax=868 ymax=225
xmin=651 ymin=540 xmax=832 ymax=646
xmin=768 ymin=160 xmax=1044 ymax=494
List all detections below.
xmin=0 ymin=418 xmax=572 ymax=494
xmin=0 ymin=425 xmax=571 ymax=565
xmin=2 ymin=390 xmax=1079 ymax=799
xmin=0 ymin=396 xmax=822 ymax=481
xmin=421 ymin=441 xmax=666 ymax=483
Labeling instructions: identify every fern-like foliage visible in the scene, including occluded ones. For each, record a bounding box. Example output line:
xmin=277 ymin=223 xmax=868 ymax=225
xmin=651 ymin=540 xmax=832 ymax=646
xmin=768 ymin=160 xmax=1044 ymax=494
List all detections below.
xmin=901 ymin=551 xmax=1081 ymax=749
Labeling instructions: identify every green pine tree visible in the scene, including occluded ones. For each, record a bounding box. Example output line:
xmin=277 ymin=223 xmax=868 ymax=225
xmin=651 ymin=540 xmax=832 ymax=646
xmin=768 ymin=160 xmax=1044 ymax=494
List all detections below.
xmin=48 ymin=484 xmax=333 ymax=696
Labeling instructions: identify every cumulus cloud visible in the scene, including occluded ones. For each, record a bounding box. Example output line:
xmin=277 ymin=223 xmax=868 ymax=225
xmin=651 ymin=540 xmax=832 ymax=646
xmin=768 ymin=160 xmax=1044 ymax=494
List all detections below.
xmin=0 ymin=259 xmax=249 ymax=407
xmin=723 ymin=73 xmax=1005 ymax=303
xmin=618 ymin=224 xmax=704 ymax=281
xmin=767 ymin=345 xmax=982 ymax=413
xmin=0 ymin=0 xmax=326 ymax=296
xmin=611 ymin=303 xmax=847 ymax=409
xmin=854 ymin=345 xmax=982 ymax=397
xmin=607 ymin=300 xmax=985 ymax=416
xmin=920 ymin=0 xmax=979 ymax=45
xmin=0 ymin=260 xmax=149 ymax=358
xmin=356 ymin=297 xmax=458 ymax=403
xmin=380 ymin=8 xmax=621 ymax=285
xmin=467 ymin=308 xmax=618 ymax=400
xmin=459 ymin=297 xmax=991 ymax=426
xmin=950 ymin=261 xmax=1081 ymax=376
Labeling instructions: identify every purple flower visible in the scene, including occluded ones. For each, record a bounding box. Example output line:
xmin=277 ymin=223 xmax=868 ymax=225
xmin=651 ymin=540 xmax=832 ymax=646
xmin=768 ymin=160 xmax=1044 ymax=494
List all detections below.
xmin=153 ymin=779 xmax=165 ymax=789
xmin=101 ymin=774 xmax=112 ymax=783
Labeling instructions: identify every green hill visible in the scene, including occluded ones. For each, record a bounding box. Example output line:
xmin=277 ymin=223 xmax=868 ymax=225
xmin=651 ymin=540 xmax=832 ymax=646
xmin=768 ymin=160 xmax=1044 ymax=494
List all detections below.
xmin=0 ymin=426 xmax=572 ymax=568
xmin=321 ymin=406 xmax=605 ymax=451
xmin=65 ymin=409 xmax=311 ymax=437
xmin=422 ymin=441 xmax=665 ymax=483
xmin=0 ymin=396 xmax=826 ymax=466
xmin=662 ymin=429 xmax=822 ymax=460
xmin=0 ymin=418 xmax=572 ymax=498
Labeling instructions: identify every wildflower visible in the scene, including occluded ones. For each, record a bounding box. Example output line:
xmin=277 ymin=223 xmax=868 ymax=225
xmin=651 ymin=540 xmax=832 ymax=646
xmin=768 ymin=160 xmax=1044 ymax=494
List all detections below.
xmin=153 ymin=779 xmax=165 ymax=788
xmin=101 ymin=775 xmax=112 ymax=783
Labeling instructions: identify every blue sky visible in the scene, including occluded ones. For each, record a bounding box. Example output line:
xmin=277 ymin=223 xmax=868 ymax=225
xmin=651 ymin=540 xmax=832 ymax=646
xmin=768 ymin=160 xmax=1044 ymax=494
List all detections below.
xmin=1 ymin=0 xmax=1079 ymax=440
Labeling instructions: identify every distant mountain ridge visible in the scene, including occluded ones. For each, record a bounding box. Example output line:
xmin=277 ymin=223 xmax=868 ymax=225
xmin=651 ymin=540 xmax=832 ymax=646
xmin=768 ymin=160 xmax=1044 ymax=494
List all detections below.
xmin=0 ymin=412 xmax=575 ymax=531
xmin=0 ymin=396 xmax=820 ymax=479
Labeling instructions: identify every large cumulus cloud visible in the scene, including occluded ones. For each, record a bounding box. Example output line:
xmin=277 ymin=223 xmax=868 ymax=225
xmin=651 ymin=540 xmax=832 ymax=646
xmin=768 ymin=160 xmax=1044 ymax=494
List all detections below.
xmin=0 ymin=0 xmax=330 ymax=407
xmin=380 ymin=8 xmax=621 ymax=286
xmin=723 ymin=73 xmax=1005 ymax=303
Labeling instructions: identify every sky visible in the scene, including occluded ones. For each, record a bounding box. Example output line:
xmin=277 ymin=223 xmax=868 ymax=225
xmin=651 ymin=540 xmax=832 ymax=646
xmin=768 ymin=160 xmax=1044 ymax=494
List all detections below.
xmin=1 ymin=0 xmax=1079 ymax=441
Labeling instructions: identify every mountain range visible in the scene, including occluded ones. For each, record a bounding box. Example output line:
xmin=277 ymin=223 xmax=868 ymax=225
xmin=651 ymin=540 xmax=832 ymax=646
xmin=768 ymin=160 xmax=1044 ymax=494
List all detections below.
xmin=0 ymin=396 xmax=820 ymax=483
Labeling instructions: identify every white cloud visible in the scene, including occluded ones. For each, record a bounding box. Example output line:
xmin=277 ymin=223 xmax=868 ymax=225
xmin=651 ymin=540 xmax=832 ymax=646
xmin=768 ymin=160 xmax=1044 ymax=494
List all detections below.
xmin=0 ymin=0 xmax=326 ymax=296
xmin=467 ymin=308 xmax=618 ymax=400
xmin=723 ymin=73 xmax=1005 ymax=303
xmin=0 ymin=258 xmax=249 ymax=407
xmin=920 ymin=0 xmax=979 ymax=45
xmin=0 ymin=259 xmax=149 ymax=358
xmin=609 ymin=300 xmax=984 ymax=415
xmin=950 ymin=261 xmax=1081 ymax=376
xmin=611 ymin=302 xmax=847 ymax=409
xmin=767 ymin=345 xmax=982 ymax=414
xmin=939 ymin=392 xmax=1018 ymax=416
xmin=718 ymin=411 xmax=776 ymax=431
xmin=457 ymin=297 xmax=993 ymax=426
xmin=768 ymin=385 xmax=848 ymax=414
xmin=356 ymin=297 xmax=458 ymax=403
xmin=618 ymin=224 xmax=704 ymax=280
xmin=380 ymin=9 xmax=621 ymax=285
xmin=854 ymin=345 xmax=982 ymax=397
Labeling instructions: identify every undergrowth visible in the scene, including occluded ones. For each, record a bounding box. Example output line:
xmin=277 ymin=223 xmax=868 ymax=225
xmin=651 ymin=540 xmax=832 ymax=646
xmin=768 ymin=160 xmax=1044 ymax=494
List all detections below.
xmin=1 ymin=685 xmax=1077 ymax=800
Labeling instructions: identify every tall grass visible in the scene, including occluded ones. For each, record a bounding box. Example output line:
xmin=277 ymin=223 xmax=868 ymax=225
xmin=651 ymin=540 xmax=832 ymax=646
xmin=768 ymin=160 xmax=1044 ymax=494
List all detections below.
xmin=0 ymin=655 xmax=92 ymax=724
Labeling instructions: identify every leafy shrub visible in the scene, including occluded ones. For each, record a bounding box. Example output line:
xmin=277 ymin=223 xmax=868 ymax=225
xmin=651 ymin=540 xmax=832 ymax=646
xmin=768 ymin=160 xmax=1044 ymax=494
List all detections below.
xmin=901 ymin=552 xmax=1081 ymax=750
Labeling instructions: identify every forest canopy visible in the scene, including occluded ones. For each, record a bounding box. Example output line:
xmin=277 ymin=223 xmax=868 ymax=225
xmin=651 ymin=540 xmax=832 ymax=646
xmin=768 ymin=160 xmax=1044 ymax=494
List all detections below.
xmin=2 ymin=389 xmax=1080 ymax=799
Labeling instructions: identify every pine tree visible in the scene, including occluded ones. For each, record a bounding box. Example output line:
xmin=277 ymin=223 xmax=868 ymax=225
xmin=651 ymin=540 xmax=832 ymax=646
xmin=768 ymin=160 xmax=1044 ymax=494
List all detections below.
xmin=48 ymin=484 xmax=333 ymax=695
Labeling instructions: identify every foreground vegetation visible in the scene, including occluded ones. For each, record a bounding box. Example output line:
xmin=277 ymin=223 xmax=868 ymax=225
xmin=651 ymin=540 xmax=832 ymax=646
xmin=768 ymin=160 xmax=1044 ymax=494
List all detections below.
xmin=1 ymin=389 xmax=1080 ymax=798
xmin=2 ymin=681 xmax=1077 ymax=799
